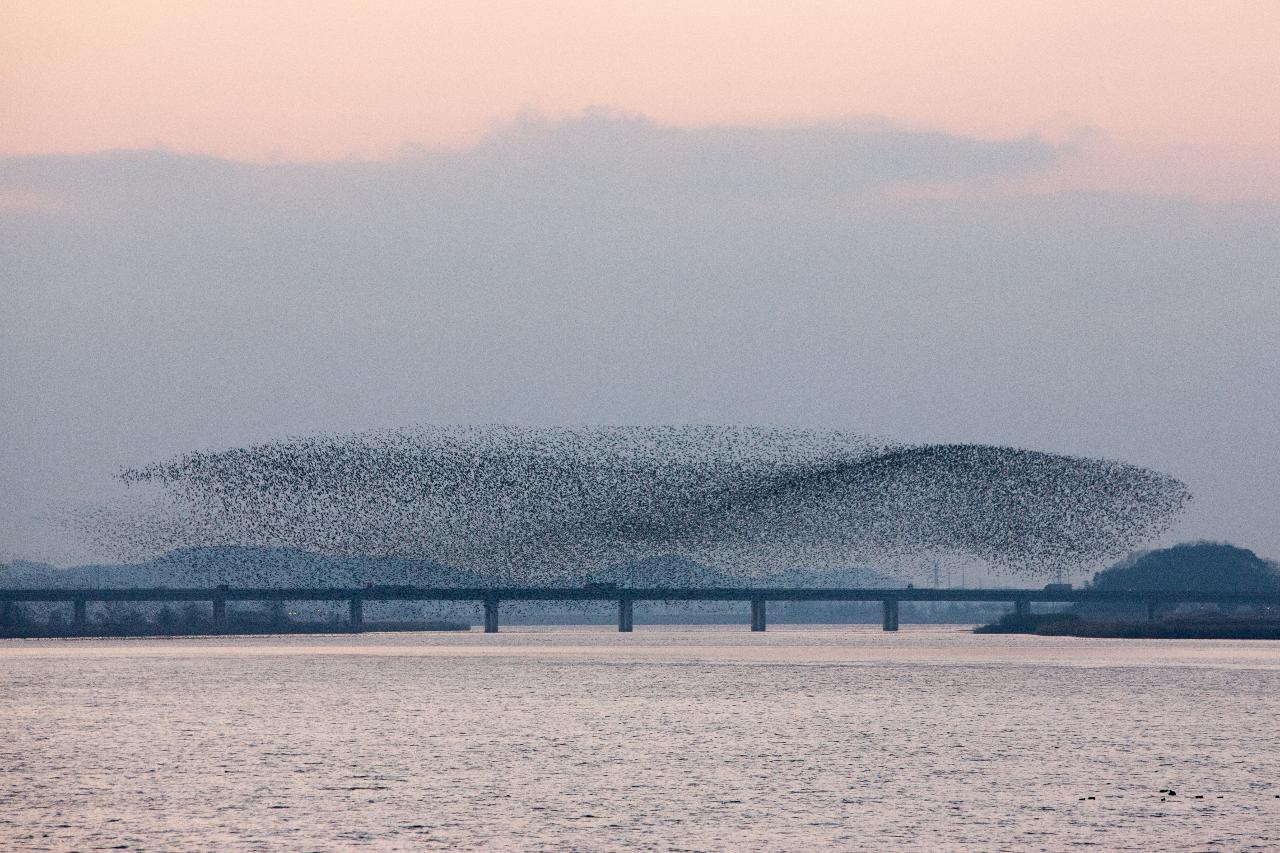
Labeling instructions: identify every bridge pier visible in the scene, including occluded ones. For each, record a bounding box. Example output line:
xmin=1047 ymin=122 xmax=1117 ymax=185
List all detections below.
xmin=750 ymin=598 xmax=767 ymax=632
xmin=483 ymin=598 xmax=499 ymax=633
xmin=882 ymin=599 xmax=900 ymax=632
xmin=349 ymin=597 xmax=364 ymax=631
xmin=73 ymin=599 xmax=87 ymax=629
xmin=1014 ymin=598 xmax=1031 ymax=619
xmin=618 ymin=598 xmax=633 ymax=632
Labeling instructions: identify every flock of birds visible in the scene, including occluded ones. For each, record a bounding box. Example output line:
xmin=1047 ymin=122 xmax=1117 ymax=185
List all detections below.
xmin=85 ymin=426 xmax=1191 ymax=584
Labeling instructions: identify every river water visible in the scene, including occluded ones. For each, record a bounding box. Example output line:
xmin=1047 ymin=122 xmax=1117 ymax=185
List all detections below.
xmin=1 ymin=626 xmax=1277 ymax=851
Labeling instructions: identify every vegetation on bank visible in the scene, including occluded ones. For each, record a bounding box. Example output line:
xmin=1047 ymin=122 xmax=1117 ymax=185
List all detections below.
xmin=975 ymin=610 xmax=1280 ymax=639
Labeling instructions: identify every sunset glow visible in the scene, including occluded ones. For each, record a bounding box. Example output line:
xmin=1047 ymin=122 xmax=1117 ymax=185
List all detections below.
xmin=5 ymin=1 xmax=1279 ymax=197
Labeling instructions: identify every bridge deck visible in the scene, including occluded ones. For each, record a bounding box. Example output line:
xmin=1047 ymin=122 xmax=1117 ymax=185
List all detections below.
xmin=2 ymin=586 xmax=1278 ymax=604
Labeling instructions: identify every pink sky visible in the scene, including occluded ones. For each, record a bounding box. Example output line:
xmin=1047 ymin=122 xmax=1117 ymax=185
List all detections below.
xmin=4 ymin=1 xmax=1279 ymax=198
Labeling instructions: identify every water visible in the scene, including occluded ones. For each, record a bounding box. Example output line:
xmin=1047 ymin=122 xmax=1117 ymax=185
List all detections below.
xmin=2 ymin=626 xmax=1277 ymax=851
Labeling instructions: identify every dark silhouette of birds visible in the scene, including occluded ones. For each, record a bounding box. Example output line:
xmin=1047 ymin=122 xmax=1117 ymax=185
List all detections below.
xmin=80 ymin=426 xmax=1189 ymax=585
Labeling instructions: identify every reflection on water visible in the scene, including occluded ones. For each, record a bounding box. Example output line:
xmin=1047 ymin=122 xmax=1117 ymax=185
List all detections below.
xmin=2 ymin=627 xmax=1277 ymax=851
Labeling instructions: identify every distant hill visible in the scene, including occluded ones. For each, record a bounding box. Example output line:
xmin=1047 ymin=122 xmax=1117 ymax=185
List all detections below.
xmin=0 ymin=547 xmax=895 ymax=590
xmin=769 ymin=564 xmax=899 ymax=588
xmin=0 ymin=547 xmax=487 ymax=589
xmin=582 ymin=554 xmax=894 ymax=588
xmin=578 ymin=554 xmax=735 ymax=587
xmin=0 ymin=560 xmax=61 ymax=586
xmin=1090 ymin=542 xmax=1280 ymax=594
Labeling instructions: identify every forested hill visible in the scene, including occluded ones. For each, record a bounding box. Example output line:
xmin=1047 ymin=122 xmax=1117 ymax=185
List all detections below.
xmin=1091 ymin=542 xmax=1280 ymax=593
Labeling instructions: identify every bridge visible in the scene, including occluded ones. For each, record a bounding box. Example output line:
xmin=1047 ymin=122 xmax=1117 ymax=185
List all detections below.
xmin=3 ymin=586 xmax=1277 ymax=633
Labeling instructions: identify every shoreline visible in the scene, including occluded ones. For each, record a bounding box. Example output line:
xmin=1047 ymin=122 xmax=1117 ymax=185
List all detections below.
xmin=0 ymin=619 xmax=471 ymax=639
xmin=976 ymin=612 xmax=1280 ymax=640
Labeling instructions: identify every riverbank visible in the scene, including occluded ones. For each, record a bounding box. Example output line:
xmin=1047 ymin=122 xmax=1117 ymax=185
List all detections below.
xmin=0 ymin=619 xmax=470 ymax=639
xmin=976 ymin=612 xmax=1280 ymax=639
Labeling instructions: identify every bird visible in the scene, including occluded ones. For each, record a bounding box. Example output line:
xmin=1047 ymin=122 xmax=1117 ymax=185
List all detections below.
xmin=85 ymin=425 xmax=1190 ymax=588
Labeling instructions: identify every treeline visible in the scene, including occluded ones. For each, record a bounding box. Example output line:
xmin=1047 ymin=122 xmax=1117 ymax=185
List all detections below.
xmin=0 ymin=600 xmax=468 ymax=637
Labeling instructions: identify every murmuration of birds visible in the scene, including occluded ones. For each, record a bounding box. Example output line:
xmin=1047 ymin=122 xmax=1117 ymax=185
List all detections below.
xmin=84 ymin=426 xmax=1191 ymax=584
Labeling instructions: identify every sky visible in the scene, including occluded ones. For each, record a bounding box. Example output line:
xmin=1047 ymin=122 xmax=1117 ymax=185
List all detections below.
xmin=5 ymin=0 xmax=1280 ymax=197
xmin=2 ymin=2 xmax=1279 ymax=569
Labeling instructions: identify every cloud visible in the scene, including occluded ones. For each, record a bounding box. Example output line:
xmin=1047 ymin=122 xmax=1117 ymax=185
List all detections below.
xmin=0 ymin=112 xmax=1275 ymax=564
xmin=1 ymin=111 xmax=1062 ymax=220
xmin=464 ymin=110 xmax=1063 ymax=202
